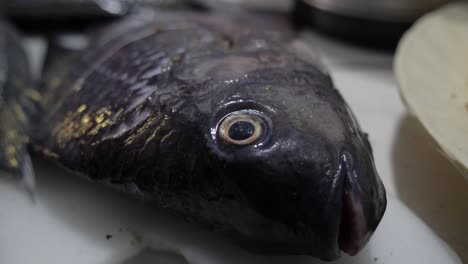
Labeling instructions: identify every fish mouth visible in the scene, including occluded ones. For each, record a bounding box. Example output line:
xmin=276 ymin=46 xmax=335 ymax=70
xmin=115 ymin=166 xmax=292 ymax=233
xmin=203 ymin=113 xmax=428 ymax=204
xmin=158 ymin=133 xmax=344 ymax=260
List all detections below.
xmin=336 ymin=152 xmax=386 ymax=256
xmin=338 ymin=174 xmax=371 ymax=256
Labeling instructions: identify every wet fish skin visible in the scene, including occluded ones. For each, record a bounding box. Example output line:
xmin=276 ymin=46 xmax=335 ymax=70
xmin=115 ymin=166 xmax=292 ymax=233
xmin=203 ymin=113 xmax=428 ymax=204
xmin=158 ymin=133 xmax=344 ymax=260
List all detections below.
xmin=31 ymin=12 xmax=386 ymax=261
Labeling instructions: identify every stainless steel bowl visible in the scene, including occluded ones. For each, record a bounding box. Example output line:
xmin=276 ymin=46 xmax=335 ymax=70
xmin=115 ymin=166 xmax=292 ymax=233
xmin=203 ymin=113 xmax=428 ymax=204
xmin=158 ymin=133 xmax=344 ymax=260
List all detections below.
xmin=304 ymin=0 xmax=453 ymax=22
xmin=294 ymin=0 xmax=454 ymax=49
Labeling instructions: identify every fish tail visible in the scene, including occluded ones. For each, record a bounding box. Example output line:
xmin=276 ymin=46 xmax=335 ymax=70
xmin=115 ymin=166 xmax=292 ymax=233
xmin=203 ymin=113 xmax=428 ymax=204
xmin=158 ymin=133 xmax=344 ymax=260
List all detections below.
xmin=0 ymin=105 xmax=36 ymax=198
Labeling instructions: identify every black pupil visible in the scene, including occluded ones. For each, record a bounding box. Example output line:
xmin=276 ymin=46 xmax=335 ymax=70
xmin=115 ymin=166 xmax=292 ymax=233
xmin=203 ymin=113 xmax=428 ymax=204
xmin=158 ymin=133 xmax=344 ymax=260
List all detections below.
xmin=228 ymin=121 xmax=256 ymax=141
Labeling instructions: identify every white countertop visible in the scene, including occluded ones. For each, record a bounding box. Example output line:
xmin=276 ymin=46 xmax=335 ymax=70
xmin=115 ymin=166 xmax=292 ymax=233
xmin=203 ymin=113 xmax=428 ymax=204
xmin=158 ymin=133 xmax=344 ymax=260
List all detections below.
xmin=1 ymin=25 xmax=468 ymax=264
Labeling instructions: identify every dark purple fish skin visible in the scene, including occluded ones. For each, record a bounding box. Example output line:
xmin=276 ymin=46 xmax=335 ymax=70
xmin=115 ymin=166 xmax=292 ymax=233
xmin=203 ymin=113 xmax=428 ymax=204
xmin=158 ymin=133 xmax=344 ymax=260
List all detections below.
xmin=33 ymin=11 xmax=386 ymax=261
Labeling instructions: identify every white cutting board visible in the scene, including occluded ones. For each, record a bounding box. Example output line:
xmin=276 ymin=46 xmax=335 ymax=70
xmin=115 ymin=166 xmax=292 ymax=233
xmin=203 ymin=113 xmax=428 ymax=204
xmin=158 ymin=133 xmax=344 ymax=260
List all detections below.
xmin=0 ymin=160 xmax=461 ymax=264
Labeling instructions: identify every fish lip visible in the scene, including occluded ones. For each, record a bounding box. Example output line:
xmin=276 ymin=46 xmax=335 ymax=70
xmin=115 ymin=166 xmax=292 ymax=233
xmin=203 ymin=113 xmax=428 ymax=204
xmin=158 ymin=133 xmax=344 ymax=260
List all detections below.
xmin=337 ymin=174 xmax=371 ymax=256
xmin=336 ymin=151 xmax=386 ymax=256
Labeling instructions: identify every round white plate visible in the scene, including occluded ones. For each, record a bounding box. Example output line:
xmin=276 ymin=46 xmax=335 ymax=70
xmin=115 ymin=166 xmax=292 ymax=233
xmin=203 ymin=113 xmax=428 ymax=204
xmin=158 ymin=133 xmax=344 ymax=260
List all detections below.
xmin=395 ymin=2 xmax=468 ymax=177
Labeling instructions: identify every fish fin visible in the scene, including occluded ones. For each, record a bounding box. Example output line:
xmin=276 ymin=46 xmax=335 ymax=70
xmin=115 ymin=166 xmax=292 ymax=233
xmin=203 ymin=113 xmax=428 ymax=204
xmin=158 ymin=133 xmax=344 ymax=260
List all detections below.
xmin=0 ymin=143 xmax=36 ymax=201
xmin=19 ymin=152 xmax=36 ymax=202
xmin=0 ymin=111 xmax=36 ymax=201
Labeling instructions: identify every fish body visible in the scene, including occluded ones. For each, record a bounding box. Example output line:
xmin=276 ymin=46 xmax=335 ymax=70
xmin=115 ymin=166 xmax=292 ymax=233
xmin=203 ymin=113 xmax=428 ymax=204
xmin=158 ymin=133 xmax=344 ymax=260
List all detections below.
xmin=0 ymin=9 xmax=386 ymax=261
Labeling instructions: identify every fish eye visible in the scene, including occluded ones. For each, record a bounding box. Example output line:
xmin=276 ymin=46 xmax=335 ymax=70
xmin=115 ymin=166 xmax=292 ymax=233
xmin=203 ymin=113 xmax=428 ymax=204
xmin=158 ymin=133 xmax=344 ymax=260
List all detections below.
xmin=218 ymin=111 xmax=266 ymax=146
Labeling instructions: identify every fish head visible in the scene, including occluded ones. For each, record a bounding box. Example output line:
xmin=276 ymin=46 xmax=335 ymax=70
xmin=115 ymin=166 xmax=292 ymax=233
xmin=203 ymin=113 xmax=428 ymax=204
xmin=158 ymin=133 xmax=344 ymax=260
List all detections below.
xmin=204 ymin=68 xmax=386 ymax=260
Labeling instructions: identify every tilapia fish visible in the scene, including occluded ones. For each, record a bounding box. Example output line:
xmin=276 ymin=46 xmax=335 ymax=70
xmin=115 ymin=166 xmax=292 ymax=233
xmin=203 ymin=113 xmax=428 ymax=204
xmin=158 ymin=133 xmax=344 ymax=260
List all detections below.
xmin=0 ymin=11 xmax=386 ymax=261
